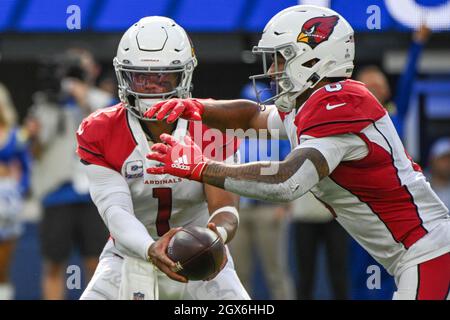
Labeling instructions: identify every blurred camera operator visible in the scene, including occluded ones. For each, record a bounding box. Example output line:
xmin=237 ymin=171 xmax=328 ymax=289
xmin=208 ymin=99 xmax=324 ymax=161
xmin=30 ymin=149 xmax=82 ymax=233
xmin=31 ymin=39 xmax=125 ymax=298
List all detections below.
xmin=24 ymin=48 xmax=112 ymax=300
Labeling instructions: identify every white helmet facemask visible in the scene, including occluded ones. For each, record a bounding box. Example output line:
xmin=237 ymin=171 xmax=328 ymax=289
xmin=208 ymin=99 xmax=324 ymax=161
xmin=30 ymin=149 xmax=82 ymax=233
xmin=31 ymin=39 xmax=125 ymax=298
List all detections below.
xmin=114 ymin=60 xmax=195 ymax=120
xmin=114 ymin=16 xmax=197 ymax=121
xmin=249 ymin=5 xmax=355 ymax=113
xmin=250 ymin=44 xmax=302 ymax=112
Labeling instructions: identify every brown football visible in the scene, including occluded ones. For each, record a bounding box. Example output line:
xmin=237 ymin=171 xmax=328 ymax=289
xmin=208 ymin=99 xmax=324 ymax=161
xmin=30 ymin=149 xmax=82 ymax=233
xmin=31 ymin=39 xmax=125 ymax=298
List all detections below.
xmin=166 ymin=226 xmax=225 ymax=281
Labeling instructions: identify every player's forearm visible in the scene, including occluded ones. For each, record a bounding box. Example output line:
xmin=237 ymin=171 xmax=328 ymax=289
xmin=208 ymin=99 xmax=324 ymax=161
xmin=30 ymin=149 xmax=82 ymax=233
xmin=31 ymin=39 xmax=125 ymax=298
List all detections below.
xmin=202 ymin=148 xmax=329 ymax=202
xmin=208 ymin=209 xmax=239 ymax=244
xmin=104 ymin=205 xmax=154 ymax=260
xmin=84 ymin=164 xmax=154 ymax=259
xmin=201 ymin=99 xmax=261 ymax=132
xmin=203 ymin=162 xmax=299 ymax=202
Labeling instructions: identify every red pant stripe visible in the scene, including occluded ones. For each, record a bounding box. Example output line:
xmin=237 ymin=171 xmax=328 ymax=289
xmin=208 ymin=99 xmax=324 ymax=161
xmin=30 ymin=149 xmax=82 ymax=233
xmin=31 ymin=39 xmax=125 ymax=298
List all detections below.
xmin=416 ymin=253 xmax=450 ymax=300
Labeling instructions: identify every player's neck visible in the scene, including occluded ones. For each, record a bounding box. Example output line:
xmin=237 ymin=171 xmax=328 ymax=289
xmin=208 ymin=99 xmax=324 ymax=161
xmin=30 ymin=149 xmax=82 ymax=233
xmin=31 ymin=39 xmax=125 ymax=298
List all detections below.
xmin=295 ymin=79 xmax=332 ymax=109
xmin=139 ymin=120 xmax=177 ymax=143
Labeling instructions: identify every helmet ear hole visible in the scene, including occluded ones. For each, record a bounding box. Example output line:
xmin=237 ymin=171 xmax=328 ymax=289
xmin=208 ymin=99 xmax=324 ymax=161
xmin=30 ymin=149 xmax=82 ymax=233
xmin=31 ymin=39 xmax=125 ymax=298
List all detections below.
xmin=127 ymin=94 xmax=136 ymax=107
xmin=302 ymin=58 xmax=320 ymax=68
xmin=307 ymin=73 xmax=321 ymax=86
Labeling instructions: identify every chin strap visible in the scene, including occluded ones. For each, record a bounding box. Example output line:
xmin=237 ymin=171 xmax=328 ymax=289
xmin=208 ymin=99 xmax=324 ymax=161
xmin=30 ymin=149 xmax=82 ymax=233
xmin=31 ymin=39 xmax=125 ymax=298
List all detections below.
xmin=137 ymin=98 xmax=163 ymax=117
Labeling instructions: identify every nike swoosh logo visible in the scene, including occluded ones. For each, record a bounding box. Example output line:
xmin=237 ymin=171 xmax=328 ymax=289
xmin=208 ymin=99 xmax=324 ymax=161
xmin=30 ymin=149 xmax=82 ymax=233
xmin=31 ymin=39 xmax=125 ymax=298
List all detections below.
xmin=326 ymin=102 xmax=347 ymax=110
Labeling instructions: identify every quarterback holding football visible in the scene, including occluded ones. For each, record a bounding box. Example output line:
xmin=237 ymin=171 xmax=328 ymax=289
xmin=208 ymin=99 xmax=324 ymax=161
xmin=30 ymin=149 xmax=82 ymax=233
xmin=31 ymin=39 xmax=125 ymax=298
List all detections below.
xmin=76 ymin=17 xmax=249 ymax=300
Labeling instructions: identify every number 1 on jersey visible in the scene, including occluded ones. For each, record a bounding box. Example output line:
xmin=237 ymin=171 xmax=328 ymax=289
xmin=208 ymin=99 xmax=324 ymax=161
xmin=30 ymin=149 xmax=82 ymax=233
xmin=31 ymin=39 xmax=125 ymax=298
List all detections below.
xmin=153 ymin=188 xmax=172 ymax=236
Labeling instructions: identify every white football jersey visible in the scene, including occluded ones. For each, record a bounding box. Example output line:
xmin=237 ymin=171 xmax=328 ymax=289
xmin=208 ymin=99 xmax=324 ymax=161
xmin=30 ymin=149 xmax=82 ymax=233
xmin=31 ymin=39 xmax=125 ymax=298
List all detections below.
xmin=274 ymin=80 xmax=450 ymax=276
xmin=77 ymin=104 xmax=239 ymax=244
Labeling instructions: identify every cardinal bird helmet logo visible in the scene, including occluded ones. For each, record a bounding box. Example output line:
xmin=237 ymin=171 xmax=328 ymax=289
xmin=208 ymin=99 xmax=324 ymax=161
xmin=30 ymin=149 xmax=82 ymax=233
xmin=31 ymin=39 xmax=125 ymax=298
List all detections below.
xmin=297 ymin=15 xmax=339 ymax=49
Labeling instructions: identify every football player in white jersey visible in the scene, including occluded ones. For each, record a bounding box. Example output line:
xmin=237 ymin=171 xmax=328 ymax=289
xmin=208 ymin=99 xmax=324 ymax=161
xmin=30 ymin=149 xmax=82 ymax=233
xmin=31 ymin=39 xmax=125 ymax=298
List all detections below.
xmin=76 ymin=16 xmax=249 ymax=300
xmin=145 ymin=6 xmax=450 ymax=300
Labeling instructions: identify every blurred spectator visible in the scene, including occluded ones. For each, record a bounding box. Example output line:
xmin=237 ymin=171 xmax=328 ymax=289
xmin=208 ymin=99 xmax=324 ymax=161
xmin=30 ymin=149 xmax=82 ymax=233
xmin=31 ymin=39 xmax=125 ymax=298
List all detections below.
xmin=24 ymin=48 xmax=112 ymax=299
xmin=356 ymin=25 xmax=432 ymax=139
xmin=0 ymin=83 xmax=31 ymax=300
xmin=291 ymin=193 xmax=349 ymax=299
xmin=229 ymin=82 xmax=295 ymax=299
xmin=427 ymin=138 xmax=450 ymax=209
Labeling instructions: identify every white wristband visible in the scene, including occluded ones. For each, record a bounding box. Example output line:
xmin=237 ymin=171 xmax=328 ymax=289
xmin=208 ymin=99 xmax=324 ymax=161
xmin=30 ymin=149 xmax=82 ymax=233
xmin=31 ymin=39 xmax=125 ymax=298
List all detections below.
xmin=207 ymin=206 xmax=239 ymax=226
xmin=216 ymin=226 xmax=228 ymax=243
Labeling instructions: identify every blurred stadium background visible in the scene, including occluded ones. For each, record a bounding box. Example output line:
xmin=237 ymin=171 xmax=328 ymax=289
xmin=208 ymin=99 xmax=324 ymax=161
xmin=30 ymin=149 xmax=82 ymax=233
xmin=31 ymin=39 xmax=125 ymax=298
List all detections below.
xmin=0 ymin=0 xmax=449 ymax=300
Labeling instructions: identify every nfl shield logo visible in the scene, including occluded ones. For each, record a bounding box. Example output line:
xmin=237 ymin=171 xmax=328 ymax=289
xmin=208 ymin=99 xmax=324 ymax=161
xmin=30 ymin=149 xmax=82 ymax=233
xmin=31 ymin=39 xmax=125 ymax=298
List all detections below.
xmin=133 ymin=292 xmax=145 ymax=300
